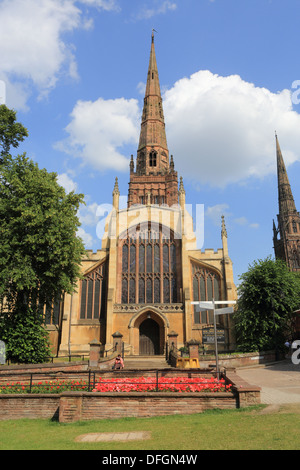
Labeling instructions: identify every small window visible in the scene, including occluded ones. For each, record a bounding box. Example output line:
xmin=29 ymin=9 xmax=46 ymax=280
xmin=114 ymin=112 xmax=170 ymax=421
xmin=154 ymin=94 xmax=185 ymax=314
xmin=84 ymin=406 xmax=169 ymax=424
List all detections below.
xmin=149 ymin=151 xmax=157 ymax=167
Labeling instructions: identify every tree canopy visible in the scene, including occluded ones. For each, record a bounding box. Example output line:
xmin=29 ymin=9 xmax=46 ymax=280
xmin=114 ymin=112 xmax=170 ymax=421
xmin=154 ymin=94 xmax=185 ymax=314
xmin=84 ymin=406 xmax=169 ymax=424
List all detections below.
xmin=234 ymin=257 xmax=300 ymax=352
xmin=0 ymin=105 xmax=85 ymax=363
xmin=0 ymin=104 xmax=28 ymax=160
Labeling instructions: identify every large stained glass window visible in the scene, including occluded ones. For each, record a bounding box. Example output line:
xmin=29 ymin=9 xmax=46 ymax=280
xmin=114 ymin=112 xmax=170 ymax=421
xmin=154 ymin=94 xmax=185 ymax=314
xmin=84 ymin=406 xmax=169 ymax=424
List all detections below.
xmin=120 ymin=224 xmax=180 ymax=304
xmin=80 ymin=261 xmax=107 ymax=320
xmin=191 ymin=263 xmax=221 ymax=324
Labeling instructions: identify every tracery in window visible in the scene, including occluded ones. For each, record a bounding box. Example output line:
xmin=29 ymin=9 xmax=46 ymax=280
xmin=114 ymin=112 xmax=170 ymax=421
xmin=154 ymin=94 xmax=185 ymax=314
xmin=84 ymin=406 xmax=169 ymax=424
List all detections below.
xmin=120 ymin=224 xmax=180 ymax=304
xmin=80 ymin=261 xmax=107 ymax=320
xmin=192 ymin=263 xmax=221 ymax=324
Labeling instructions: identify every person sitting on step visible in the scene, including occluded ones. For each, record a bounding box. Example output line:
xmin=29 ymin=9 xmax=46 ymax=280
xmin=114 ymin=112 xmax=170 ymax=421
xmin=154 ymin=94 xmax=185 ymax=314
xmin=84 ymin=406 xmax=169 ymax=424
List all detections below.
xmin=112 ymin=354 xmax=124 ymax=370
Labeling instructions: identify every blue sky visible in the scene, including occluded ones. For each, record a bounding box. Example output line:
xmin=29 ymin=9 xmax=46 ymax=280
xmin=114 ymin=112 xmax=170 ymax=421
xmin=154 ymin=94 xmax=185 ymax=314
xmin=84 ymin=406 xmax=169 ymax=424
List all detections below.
xmin=1 ymin=0 xmax=300 ymax=286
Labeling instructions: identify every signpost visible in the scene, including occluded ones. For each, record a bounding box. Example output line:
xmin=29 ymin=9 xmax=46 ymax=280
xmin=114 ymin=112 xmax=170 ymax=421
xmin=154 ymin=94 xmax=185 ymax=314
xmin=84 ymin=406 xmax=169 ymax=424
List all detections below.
xmin=191 ymin=300 xmax=236 ymax=379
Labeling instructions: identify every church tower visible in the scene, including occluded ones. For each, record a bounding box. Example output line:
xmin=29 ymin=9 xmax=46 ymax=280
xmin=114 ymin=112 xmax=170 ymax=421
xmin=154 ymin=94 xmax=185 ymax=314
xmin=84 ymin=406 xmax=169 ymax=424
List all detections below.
xmin=273 ymin=133 xmax=300 ymax=271
xmin=127 ymin=31 xmax=178 ymax=208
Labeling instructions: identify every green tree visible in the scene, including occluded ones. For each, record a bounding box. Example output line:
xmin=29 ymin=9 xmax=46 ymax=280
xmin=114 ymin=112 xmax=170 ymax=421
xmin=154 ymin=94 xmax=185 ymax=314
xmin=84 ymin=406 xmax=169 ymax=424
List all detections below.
xmin=0 ymin=107 xmax=85 ymax=363
xmin=0 ymin=105 xmax=28 ymax=161
xmin=234 ymin=257 xmax=300 ymax=352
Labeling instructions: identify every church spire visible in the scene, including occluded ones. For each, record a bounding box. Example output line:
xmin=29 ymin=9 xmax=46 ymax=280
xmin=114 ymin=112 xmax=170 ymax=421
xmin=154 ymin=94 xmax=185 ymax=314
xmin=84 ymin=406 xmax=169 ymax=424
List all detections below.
xmin=276 ymin=132 xmax=297 ymax=216
xmin=273 ymin=132 xmax=300 ymax=272
xmin=127 ymin=33 xmax=178 ymax=208
xmin=136 ymin=31 xmax=169 ymax=176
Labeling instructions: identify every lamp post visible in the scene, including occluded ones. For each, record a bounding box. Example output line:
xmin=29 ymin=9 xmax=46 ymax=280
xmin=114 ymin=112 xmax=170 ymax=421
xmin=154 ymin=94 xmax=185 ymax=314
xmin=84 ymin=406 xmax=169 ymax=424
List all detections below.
xmin=191 ymin=300 xmax=236 ymax=380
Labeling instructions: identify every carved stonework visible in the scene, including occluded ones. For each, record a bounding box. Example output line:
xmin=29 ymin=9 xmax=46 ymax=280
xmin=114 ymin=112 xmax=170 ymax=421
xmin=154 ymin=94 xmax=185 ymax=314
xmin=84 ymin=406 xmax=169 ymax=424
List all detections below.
xmin=113 ymin=303 xmax=184 ymax=313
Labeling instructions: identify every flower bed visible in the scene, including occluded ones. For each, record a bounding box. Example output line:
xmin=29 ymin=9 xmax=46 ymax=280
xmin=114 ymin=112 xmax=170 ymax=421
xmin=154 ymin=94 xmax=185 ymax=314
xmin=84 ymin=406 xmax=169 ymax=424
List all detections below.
xmin=0 ymin=376 xmax=232 ymax=394
xmin=0 ymin=379 xmax=89 ymax=394
xmin=92 ymin=376 xmax=232 ymax=393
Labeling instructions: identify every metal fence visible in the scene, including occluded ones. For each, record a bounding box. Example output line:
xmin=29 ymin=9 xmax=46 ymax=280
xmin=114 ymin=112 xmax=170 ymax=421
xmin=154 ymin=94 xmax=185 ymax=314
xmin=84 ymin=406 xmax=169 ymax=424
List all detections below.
xmin=0 ymin=368 xmax=231 ymax=394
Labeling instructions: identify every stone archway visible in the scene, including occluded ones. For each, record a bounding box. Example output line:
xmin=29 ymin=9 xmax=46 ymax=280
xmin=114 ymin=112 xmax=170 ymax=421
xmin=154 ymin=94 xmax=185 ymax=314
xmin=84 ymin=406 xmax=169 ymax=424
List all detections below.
xmin=139 ymin=317 xmax=160 ymax=355
xmin=129 ymin=308 xmax=167 ymax=356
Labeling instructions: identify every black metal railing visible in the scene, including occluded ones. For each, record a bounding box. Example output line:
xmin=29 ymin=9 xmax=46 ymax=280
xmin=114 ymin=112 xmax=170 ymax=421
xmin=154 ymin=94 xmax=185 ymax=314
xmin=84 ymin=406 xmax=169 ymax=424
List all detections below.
xmin=0 ymin=368 xmax=231 ymax=394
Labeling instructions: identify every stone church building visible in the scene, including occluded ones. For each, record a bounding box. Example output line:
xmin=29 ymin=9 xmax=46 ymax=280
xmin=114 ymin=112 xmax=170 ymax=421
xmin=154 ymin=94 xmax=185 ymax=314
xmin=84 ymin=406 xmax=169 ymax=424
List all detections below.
xmin=47 ymin=33 xmax=237 ymax=358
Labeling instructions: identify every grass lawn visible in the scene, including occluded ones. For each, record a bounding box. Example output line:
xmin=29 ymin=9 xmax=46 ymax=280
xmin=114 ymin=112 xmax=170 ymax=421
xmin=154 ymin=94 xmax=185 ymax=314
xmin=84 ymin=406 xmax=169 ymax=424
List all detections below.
xmin=0 ymin=404 xmax=300 ymax=450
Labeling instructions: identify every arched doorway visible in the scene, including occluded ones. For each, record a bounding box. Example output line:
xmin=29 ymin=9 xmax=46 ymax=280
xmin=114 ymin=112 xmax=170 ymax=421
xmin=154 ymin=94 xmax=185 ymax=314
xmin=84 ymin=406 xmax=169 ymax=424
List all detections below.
xmin=139 ymin=318 xmax=160 ymax=355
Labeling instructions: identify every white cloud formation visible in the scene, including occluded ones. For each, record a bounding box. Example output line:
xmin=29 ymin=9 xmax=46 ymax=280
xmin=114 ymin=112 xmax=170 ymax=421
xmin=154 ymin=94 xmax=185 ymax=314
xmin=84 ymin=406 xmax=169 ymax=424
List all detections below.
xmin=133 ymin=0 xmax=177 ymax=20
xmin=56 ymin=97 xmax=140 ymax=171
xmin=206 ymin=204 xmax=231 ymax=226
xmin=163 ymin=70 xmax=300 ymax=187
xmin=57 ymin=172 xmax=78 ymax=193
xmin=77 ymin=226 xmax=94 ymax=247
xmin=56 ymin=69 xmax=300 ymax=189
xmin=0 ymin=0 xmax=119 ymax=109
xmin=206 ymin=205 xmax=259 ymax=231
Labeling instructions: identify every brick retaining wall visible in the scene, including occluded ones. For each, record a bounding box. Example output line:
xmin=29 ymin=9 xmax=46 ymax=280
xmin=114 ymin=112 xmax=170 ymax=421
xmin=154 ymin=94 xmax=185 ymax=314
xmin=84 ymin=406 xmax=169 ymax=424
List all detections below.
xmin=0 ymin=394 xmax=60 ymax=421
xmin=59 ymin=391 xmax=237 ymax=422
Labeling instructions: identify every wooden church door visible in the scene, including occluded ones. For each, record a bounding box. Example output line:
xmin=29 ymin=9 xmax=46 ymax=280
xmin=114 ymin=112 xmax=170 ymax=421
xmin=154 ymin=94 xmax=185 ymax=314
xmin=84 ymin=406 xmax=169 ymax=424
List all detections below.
xmin=139 ymin=318 xmax=160 ymax=355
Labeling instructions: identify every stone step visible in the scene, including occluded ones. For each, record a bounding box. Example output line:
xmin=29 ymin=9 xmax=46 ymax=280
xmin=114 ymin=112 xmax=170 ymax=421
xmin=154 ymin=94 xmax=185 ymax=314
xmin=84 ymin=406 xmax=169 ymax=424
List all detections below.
xmin=123 ymin=355 xmax=172 ymax=370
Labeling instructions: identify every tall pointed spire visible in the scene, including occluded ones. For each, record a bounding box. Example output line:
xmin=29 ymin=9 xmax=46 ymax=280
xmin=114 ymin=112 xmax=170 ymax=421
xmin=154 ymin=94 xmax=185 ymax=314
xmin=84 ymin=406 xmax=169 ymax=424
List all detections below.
xmin=136 ymin=31 xmax=169 ymax=176
xmin=127 ymin=33 xmax=178 ymax=208
xmin=275 ymin=132 xmax=297 ymax=216
xmin=273 ymin=132 xmax=300 ymax=272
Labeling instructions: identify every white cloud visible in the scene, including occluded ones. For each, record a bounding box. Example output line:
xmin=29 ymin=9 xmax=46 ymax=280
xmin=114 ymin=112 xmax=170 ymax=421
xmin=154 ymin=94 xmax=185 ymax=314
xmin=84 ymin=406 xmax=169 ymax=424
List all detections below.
xmin=234 ymin=217 xmax=259 ymax=229
xmin=0 ymin=0 xmax=119 ymax=109
xmin=206 ymin=205 xmax=259 ymax=230
xmin=57 ymin=172 xmax=78 ymax=193
xmin=206 ymin=204 xmax=231 ymax=226
xmin=78 ymin=0 xmax=120 ymax=10
xmin=56 ymin=68 xmax=300 ymax=187
xmin=78 ymin=201 xmax=99 ymax=226
xmin=56 ymin=97 xmax=140 ymax=172
xmin=133 ymin=0 xmax=177 ymax=20
xmin=163 ymin=70 xmax=300 ymax=187
xmin=77 ymin=226 xmax=94 ymax=247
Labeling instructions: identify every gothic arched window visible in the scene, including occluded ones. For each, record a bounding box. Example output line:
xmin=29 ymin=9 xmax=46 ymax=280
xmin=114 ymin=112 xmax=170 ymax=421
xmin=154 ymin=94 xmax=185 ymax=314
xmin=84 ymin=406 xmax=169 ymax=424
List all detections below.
xmin=191 ymin=263 xmax=221 ymax=324
xmin=80 ymin=261 xmax=107 ymax=320
xmin=120 ymin=224 xmax=180 ymax=304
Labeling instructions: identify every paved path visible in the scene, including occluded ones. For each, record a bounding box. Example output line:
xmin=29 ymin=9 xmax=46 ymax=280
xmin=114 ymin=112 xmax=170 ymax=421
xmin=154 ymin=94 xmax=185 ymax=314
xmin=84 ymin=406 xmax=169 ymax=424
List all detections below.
xmin=236 ymin=359 xmax=300 ymax=404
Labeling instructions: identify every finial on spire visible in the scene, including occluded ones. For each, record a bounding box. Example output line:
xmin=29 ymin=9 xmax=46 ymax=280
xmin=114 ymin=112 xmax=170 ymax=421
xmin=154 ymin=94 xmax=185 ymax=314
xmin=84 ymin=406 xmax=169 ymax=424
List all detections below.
xmin=113 ymin=176 xmax=120 ymax=195
xmin=179 ymin=176 xmax=185 ymax=194
xmin=152 ymin=28 xmax=157 ymax=42
xmin=221 ymin=215 xmax=227 ymax=238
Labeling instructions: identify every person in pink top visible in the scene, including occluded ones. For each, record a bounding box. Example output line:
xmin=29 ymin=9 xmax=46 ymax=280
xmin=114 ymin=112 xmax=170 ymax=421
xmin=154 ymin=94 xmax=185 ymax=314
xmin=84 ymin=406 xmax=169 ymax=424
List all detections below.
xmin=113 ymin=354 xmax=124 ymax=370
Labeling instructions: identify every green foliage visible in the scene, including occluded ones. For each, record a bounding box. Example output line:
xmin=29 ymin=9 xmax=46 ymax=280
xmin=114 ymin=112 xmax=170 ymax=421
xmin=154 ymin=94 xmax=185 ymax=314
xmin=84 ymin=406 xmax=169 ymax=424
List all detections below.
xmin=0 ymin=105 xmax=28 ymax=159
xmin=0 ymin=310 xmax=51 ymax=364
xmin=0 ymin=153 xmax=85 ymax=308
xmin=234 ymin=257 xmax=300 ymax=352
xmin=0 ymin=105 xmax=85 ymax=363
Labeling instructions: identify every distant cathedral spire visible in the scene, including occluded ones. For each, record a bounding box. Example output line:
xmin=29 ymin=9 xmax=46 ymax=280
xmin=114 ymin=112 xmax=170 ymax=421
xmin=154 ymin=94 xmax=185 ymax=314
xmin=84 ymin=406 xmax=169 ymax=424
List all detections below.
xmin=273 ymin=133 xmax=300 ymax=271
